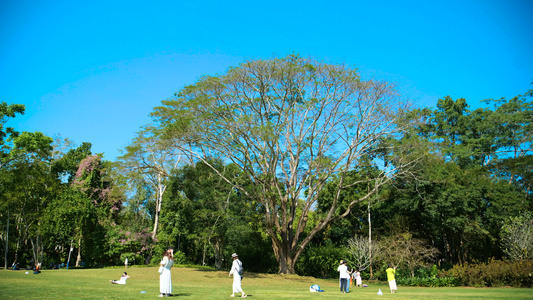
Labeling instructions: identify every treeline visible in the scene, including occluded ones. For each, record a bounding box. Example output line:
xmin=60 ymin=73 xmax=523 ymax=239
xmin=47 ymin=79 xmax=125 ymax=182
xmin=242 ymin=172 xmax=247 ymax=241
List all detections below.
xmin=0 ymin=57 xmax=531 ymax=281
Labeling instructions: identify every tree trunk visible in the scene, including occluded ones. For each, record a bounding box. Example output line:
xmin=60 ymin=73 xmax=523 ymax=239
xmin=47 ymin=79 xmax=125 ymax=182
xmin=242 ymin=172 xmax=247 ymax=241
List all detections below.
xmin=277 ymin=253 xmax=295 ymax=274
xmin=213 ymin=238 xmax=224 ymax=269
xmin=14 ymin=238 xmax=20 ymax=265
xmin=29 ymin=236 xmax=38 ymax=268
xmin=202 ymin=242 xmax=207 ymax=266
xmin=67 ymin=240 xmax=73 ymax=268
xmin=40 ymin=239 xmax=44 ymax=268
xmin=4 ymin=207 xmax=9 ymax=269
xmin=152 ymin=175 xmax=166 ymax=240
xmin=443 ymin=231 xmax=451 ymax=263
xmin=271 ymin=238 xmax=296 ymax=274
xmin=368 ymin=200 xmax=374 ymax=279
xmin=145 ymin=247 xmax=153 ymax=265
xmin=152 ymin=205 xmax=160 ymax=240
xmin=75 ymin=237 xmax=82 ymax=267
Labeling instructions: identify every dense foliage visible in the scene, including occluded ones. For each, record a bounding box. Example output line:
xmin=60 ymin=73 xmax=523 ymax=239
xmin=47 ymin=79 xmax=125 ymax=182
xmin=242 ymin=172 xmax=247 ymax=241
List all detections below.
xmin=446 ymin=260 xmax=533 ymax=287
xmin=0 ymin=59 xmax=531 ymax=284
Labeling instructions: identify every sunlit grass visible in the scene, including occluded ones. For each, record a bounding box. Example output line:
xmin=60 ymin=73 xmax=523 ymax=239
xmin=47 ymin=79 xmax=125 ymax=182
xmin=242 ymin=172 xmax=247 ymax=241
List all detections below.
xmin=0 ymin=267 xmax=532 ymax=299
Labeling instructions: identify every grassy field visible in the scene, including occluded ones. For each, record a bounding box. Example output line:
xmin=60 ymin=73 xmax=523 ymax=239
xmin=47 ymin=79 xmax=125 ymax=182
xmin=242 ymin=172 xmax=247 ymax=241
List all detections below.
xmin=0 ymin=267 xmax=532 ymax=299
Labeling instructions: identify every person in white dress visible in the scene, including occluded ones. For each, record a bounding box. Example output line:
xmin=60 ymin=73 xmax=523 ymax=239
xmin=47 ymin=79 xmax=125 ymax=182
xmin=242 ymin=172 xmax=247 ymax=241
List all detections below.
xmin=110 ymin=272 xmax=130 ymax=284
xmin=354 ymin=270 xmax=362 ymax=287
xmin=229 ymin=253 xmax=247 ymax=298
xmin=159 ymin=247 xmax=174 ymax=297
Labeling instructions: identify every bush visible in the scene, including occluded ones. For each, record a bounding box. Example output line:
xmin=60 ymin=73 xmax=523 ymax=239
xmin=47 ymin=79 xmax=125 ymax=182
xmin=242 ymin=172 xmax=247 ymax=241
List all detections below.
xmin=172 ymin=250 xmax=187 ymax=264
xmin=374 ymin=262 xmax=411 ymax=281
xmin=296 ymin=242 xmax=348 ymax=278
xmin=149 ymin=250 xmax=188 ymax=266
xmin=446 ymin=259 xmax=533 ymax=287
xmin=397 ymin=276 xmax=459 ymax=287
xmin=395 ymin=260 xmax=533 ymax=287
xmin=396 ymin=264 xmax=459 ymax=287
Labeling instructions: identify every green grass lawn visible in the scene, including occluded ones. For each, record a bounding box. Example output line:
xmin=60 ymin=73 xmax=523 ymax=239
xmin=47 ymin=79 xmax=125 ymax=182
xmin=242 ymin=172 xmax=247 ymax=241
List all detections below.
xmin=0 ymin=267 xmax=531 ymax=299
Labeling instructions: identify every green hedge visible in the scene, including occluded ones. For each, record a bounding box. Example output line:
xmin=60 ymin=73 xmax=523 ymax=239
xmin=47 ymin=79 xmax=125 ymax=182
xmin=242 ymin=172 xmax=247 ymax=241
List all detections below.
xmin=445 ymin=260 xmax=533 ymax=287
xmin=397 ymin=276 xmax=459 ymax=287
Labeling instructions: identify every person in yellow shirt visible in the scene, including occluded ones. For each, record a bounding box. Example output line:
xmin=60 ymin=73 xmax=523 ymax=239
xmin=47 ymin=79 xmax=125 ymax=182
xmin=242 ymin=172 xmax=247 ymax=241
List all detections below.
xmin=386 ymin=264 xmax=397 ymax=293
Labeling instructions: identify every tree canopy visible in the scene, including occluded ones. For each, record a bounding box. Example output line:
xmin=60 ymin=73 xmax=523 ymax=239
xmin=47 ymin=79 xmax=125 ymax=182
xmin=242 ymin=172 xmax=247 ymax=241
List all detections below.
xmin=1 ymin=58 xmax=531 ymax=278
xmin=151 ymin=55 xmax=421 ymax=273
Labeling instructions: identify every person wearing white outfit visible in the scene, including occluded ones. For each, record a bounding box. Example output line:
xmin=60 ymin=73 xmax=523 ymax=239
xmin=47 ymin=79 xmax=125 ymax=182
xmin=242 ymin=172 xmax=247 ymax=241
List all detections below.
xmin=337 ymin=260 xmax=350 ymax=293
xmin=354 ymin=270 xmax=362 ymax=287
xmin=110 ymin=272 xmax=129 ymax=284
xmin=159 ymin=247 xmax=174 ymax=297
xmin=229 ymin=253 xmax=247 ymax=298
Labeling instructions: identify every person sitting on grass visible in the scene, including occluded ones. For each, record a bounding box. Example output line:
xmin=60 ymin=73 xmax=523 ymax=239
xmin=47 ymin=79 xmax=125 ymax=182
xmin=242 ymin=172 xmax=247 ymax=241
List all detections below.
xmin=110 ymin=272 xmax=130 ymax=284
xmin=33 ymin=263 xmax=42 ymax=274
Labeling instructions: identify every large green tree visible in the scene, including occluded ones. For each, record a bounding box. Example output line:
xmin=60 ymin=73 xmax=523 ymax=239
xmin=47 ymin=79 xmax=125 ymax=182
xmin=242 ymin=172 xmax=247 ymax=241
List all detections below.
xmin=0 ymin=102 xmax=25 ymax=268
xmin=383 ymin=92 xmax=531 ymax=264
xmin=117 ymin=127 xmax=187 ymax=240
xmin=151 ymin=55 xmax=419 ymax=274
xmin=69 ymin=154 xmax=122 ymax=266
xmin=160 ymin=159 xmax=275 ymax=272
xmin=3 ymin=131 xmax=54 ymax=268
xmin=484 ymin=87 xmax=533 ymax=200
xmin=163 ymin=159 xmax=254 ymax=268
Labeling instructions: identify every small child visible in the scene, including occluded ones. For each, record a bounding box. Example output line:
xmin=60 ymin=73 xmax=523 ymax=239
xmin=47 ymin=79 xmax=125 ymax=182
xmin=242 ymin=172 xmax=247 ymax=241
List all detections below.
xmin=353 ymin=270 xmax=362 ymax=287
xmin=110 ymin=272 xmax=130 ymax=284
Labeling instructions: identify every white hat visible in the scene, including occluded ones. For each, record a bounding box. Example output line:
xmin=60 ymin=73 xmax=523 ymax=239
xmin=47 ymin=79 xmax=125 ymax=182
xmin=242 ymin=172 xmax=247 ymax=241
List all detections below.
xmin=231 ymin=253 xmax=238 ymax=257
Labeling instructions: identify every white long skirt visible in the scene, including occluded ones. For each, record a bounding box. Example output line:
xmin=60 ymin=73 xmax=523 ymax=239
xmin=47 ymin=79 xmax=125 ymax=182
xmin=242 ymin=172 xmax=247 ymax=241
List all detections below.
xmin=160 ymin=268 xmax=173 ymax=294
xmin=232 ymin=274 xmax=243 ymax=293
xmin=388 ymin=279 xmax=397 ymax=290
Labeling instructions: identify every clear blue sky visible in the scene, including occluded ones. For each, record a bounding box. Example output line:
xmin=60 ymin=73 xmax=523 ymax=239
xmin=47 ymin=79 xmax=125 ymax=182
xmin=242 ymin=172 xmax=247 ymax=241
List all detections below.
xmin=1 ymin=0 xmax=532 ymax=161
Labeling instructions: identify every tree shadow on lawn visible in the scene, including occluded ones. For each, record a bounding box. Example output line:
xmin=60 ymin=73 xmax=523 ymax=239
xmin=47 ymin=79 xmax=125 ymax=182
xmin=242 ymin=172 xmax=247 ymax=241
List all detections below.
xmin=193 ymin=269 xmax=270 ymax=279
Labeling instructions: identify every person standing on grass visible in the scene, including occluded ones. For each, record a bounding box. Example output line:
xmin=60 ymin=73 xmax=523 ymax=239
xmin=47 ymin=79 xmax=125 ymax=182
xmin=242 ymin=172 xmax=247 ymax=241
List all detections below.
xmin=386 ymin=264 xmax=397 ymax=293
xmin=354 ymin=270 xmax=362 ymax=287
xmin=159 ymin=247 xmax=174 ymax=297
xmin=229 ymin=253 xmax=247 ymax=298
xmin=346 ymin=266 xmax=351 ymax=293
xmin=337 ymin=260 xmax=350 ymax=293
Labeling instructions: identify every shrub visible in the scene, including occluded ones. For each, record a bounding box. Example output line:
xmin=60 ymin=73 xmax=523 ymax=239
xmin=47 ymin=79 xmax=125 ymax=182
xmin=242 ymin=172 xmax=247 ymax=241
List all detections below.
xmin=149 ymin=250 xmax=188 ymax=266
xmin=397 ymin=276 xmax=459 ymax=287
xmin=446 ymin=259 xmax=533 ymax=287
xmin=296 ymin=242 xmax=348 ymax=278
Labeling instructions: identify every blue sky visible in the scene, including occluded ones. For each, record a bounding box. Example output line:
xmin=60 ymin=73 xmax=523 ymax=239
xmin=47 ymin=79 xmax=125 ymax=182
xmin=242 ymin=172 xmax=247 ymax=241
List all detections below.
xmin=1 ymin=0 xmax=532 ymax=161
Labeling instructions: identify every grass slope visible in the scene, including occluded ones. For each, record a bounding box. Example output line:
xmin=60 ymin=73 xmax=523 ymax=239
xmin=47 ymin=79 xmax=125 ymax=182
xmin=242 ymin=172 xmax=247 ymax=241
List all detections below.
xmin=0 ymin=267 xmax=532 ymax=299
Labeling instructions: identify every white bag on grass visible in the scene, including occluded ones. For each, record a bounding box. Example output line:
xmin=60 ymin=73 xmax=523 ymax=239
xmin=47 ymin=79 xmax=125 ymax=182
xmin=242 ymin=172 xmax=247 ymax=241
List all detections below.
xmin=310 ymin=284 xmax=324 ymax=292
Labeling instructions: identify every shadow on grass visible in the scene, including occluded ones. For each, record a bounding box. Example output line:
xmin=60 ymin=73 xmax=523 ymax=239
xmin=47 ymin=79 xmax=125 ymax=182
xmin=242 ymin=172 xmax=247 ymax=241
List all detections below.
xmin=195 ymin=269 xmax=271 ymax=279
xmin=241 ymin=273 xmax=271 ymax=278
